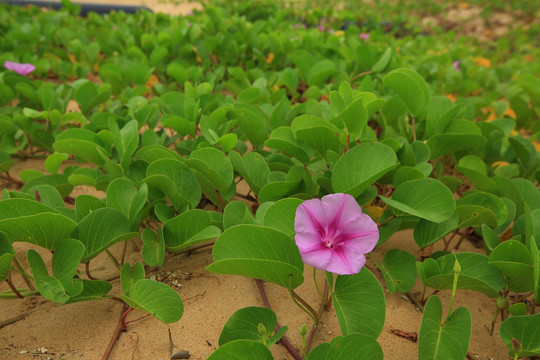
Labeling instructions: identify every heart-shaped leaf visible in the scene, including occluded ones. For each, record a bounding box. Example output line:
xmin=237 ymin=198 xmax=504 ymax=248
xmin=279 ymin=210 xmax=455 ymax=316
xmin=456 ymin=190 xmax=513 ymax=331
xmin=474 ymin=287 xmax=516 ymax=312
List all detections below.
xmin=223 ymin=201 xmax=257 ymax=230
xmin=121 ymin=262 xmax=145 ymax=297
xmin=65 ymin=279 xmax=113 ymax=304
xmin=413 ymin=212 xmax=459 ymax=249
xmin=488 ymin=240 xmax=534 ymax=293
xmin=206 ymin=225 xmax=304 ymax=289
xmin=418 ymin=295 xmax=471 ymax=360
xmin=380 ymin=249 xmax=417 ymax=293
xmin=141 ymin=227 xmax=165 ymax=267
xmin=187 ymin=147 xmax=234 ymax=192
xmin=106 ymin=178 xmax=148 ymax=222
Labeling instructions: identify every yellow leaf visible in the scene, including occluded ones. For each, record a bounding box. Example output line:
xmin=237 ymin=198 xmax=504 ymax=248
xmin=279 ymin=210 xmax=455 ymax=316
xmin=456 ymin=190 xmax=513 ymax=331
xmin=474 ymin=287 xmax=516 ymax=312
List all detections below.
xmin=504 ymin=106 xmax=516 ymax=119
xmin=145 ymin=74 xmax=159 ymax=92
xmin=475 ymin=57 xmax=491 ymax=68
xmin=272 ymin=84 xmax=280 ymax=92
xmin=525 ymin=55 xmax=533 ymax=62
xmin=68 ymin=54 xmax=76 ymax=63
xmin=459 ymin=2 xmax=470 ymax=9
xmin=365 ymin=204 xmax=384 ymax=224
xmin=492 ymin=161 xmax=509 ymax=168
xmin=445 ymin=93 xmax=457 ymax=103
xmin=333 ymin=30 xmax=345 ymax=37
xmin=266 ymin=52 xmax=274 ymax=65
xmin=533 ymin=140 xmax=540 ymax=152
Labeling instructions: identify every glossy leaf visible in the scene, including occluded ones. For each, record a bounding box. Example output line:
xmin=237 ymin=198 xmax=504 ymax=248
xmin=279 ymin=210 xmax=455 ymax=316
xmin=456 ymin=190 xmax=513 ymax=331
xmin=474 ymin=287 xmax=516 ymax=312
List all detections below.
xmin=382 ymin=68 xmax=430 ymax=116
xmin=307 ymin=334 xmax=383 ymax=360
xmin=380 ymin=249 xmax=417 ymax=293
xmin=262 ymin=198 xmax=303 ymax=235
xmin=488 ymin=240 xmax=534 ymax=292
xmin=413 ymin=212 xmax=459 ymax=249
xmin=187 ymin=147 xmax=234 ymax=192
xmin=223 ymin=201 xmax=257 ymax=230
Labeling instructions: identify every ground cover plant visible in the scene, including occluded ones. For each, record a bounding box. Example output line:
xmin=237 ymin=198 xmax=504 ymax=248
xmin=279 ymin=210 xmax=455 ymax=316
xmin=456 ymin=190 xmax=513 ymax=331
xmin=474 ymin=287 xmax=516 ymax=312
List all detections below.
xmin=0 ymin=0 xmax=539 ymax=358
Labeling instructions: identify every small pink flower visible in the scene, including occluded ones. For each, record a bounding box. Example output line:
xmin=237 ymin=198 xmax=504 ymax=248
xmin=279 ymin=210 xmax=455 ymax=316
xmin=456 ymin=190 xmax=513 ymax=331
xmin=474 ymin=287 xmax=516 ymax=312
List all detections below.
xmin=294 ymin=193 xmax=379 ymax=275
xmin=318 ymin=25 xmax=326 ymax=32
xmin=3 ymin=61 xmax=35 ymax=76
xmin=294 ymin=23 xmax=299 ymax=29
xmin=359 ymin=33 xmax=370 ymax=41
xmin=453 ymin=60 xmax=461 ymax=71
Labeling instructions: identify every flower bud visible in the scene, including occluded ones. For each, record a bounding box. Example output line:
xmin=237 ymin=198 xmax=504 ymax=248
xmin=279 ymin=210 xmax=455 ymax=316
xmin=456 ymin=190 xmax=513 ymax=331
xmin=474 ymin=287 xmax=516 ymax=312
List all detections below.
xmin=512 ymin=337 xmax=521 ymax=354
xmin=496 ymin=296 xmax=509 ymax=310
xmin=453 ymin=257 xmax=461 ymax=274
xmin=299 ymin=324 xmax=308 ymax=337
xmin=258 ymin=322 xmax=267 ymax=336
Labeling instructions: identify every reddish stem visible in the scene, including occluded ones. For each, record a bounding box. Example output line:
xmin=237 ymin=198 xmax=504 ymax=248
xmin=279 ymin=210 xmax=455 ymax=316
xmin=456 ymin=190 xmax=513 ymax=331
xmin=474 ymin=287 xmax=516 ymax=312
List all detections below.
xmin=254 ymin=279 xmax=303 ymax=360
xmin=101 ymin=304 xmax=129 ymax=360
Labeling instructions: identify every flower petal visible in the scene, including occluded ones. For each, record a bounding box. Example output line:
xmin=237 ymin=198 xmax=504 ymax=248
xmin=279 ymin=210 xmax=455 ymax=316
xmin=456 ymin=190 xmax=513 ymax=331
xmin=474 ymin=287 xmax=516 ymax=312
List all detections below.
xmin=337 ymin=213 xmax=379 ymax=253
xmin=294 ymin=198 xmax=327 ymax=234
xmin=321 ymin=193 xmax=363 ymax=231
xmin=300 ymin=247 xmax=332 ymax=272
xmin=326 ymin=249 xmax=367 ymax=275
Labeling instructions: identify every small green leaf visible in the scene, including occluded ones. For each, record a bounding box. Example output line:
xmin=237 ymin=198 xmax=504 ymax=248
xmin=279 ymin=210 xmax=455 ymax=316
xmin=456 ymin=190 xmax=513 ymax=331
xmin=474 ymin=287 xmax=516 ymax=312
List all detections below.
xmin=488 ymin=240 xmax=534 ymax=293
xmin=65 ymin=279 xmax=113 ymax=304
xmin=413 ymin=212 xmax=459 ymax=249
xmin=223 ymin=201 xmax=257 ymax=230
xmin=187 ymin=147 xmax=234 ymax=192
xmin=120 ymin=279 xmax=183 ymax=323
xmin=141 ymin=227 xmax=165 ymax=267
xmin=163 ymin=209 xmax=221 ymax=252
xmin=500 ymin=313 xmax=540 ymax=357
xmin=0 ymin=232 xmax=15 ymax=282
xmin=262 ymin=198 xmax=303 ymax=235
xmin=208 ymin=340 xmax=273 ymax=359
xmin=307 ymin=334 xmax=383 ymax=360
xmin=121 ymin=262 xmax=145 ymax=297
xmin=218 ymin=307 xmax=286 ymax=347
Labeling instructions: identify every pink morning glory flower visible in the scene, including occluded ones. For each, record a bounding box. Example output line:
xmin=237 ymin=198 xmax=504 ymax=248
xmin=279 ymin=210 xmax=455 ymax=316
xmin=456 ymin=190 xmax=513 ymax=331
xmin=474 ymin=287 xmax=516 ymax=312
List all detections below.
xmin=3 ymin=61 xmax=35 ymax=76
xmin=318 ymin=25 xmax=326 ymax=32
xmin=294 ymin=193 xmax=379 ymax=275
xmin=453 ymin=60 xmax=461 ymax=71
xmin=359 ymin=33 xmax=370 ymax=40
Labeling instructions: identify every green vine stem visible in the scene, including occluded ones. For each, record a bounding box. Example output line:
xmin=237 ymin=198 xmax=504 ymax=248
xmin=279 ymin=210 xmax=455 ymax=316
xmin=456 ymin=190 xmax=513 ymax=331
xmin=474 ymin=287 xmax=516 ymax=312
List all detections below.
xmin=305 ymin=279 xmax=331 ymax=355
xmin=104 ymin=249 xmax=121 ymax=270
xmin=289 ymin=288 xmax=319 ymax=325
xmin=6 ymin=272 xmax=23 ymax=299
xmin=313 ymin=267 xmax=326 ymax=306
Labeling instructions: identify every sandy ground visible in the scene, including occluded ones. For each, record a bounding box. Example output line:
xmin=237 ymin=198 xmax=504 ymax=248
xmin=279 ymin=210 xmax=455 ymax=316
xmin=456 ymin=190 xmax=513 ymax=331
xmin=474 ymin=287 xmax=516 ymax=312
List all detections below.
xmin=0 ymin=158 xmax=523 ymax=360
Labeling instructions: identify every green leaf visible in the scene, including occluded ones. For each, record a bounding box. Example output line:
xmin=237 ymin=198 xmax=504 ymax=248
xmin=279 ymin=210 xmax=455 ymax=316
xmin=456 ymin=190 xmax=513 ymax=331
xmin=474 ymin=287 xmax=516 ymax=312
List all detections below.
xmin=75 ymin=195 xmax=105 ymax=222
xmin=258 ymin=178 xmax=301 ymax=204
xmin=187 ymin=147 xmax=234 ymax=192
xmin=500 ymin=313 xmax=540 ymax=357
xmin=488 ymin=240 xmax=534 ymax=292
xmin=120 ymin=262 xmax=145 ymax=297
xmin=71 ymin=208 xmax=138 ymax=263
xmin=143 ymin=158 xmax=201 ymax=210
xmin=0 ymin=199 xmax=76 ymax=250
xmin=265 ymin=126 xmax=313 ymax=164
xmin=120 ymin=279 xmax=183 ymax=323
xmin=381 ymin=179 xmax=455 ymax=223
xmin=262 ymin=198 xmax=303 ymax=236
xmin=380 ymin=249 xmax=417 ymax=293
xmin=307 ymin=60 xmax=337 ymax=86
xmin=223 ymin=201 xmax=257 ymax=230
xmin=413 ymin=212 xmax=459 ymax=249
xmin=426 ymin=121 xmax=487 ymax=159
xmin=44 ymin=153 xmax=68 ymax=174
xmin=106 ymin=179 xmax=148 ymax=221
xmin=456 ymin=192 xmax=507 ymax=227
xmin=53 ymin=128 xmax=109 ymax=166
xmin=291 ymin=115 xmax=342 ymax=158
xmin=231 ymin=105 xmax=269 ymax=148
xmin=208 ymin=340 xmax=273 ymax=359
xmin=336 ymin=98 xmax=368 ymax=140
xmin=163 ymin=209 xmax=221 ymax=252
xmin=218 ymin=306 xmax=286 ymax=347
xmin=417 ymin=252 xmax=504 ymax=297
xmin=530 ymin=236 xmax=540 ymax=304
xmin=141 ymin=227 xmax=165 ymax=267
xmin=229 ymin=151 xmax=269 ymax=195
xmin=65 ymin=279 xmax=113 ymax=304
xmin=382 ymin=68 xmax=430 ymax=116
xmin=206 ymin=225 xmax=304 ymax=289
xmin=332 ymin=143 xmax=398 ymax=197
xmin=307 ymin=334 xmax=383 ymax=360
xmin=508 ymin=302 xmax=528 ymax=316
xmin=418 ymin=295 xmax=471 ymax=360
xmin=27 ymin=239 xmax=85 ymax=303
xmin=28 ymin=184 xmax=65 ymax=209
xmin=330 ymin=268 xmax=385 ymax=339
xmin=0 ymin=232 xmax=15 ymax=281
xmin=455 ymin=205 xmax=498 ymax=228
